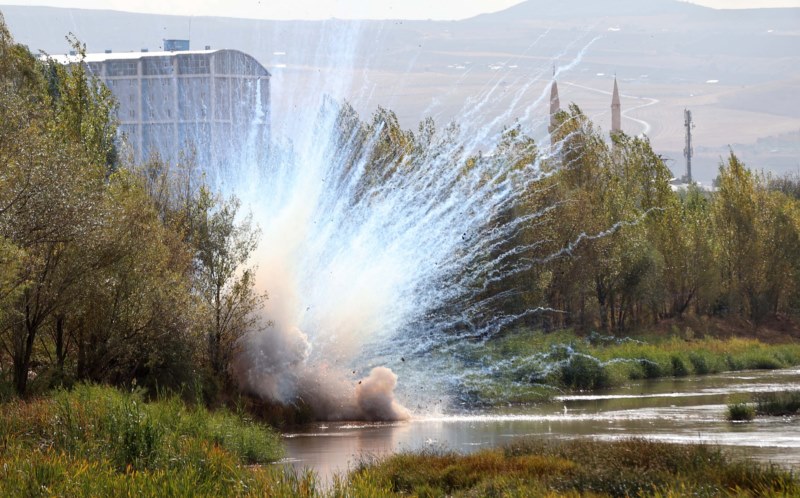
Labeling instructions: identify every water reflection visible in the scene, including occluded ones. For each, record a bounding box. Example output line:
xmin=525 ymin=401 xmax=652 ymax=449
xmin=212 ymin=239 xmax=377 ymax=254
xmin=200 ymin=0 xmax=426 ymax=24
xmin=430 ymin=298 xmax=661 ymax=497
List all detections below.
xmin=282 ymin=368 xmax=800 ymax=480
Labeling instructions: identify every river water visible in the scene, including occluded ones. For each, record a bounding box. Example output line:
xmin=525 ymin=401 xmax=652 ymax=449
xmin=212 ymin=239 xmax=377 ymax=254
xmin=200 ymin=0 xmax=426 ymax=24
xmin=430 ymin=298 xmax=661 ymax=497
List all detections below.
xmin=282 ymin=368 xmax=800 ymax=479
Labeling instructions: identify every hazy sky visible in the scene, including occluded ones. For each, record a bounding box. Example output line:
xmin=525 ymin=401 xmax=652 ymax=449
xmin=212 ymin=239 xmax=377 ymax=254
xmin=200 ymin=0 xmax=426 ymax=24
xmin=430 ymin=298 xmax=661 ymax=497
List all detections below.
xmin=2 ymin=0 xmax=799 ymax=20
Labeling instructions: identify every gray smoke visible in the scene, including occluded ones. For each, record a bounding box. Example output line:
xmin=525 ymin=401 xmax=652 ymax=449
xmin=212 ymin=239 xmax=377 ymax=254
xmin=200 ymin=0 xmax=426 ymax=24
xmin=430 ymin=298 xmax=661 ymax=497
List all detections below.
xmin=234 ymin=322 xmax=410 ymax=421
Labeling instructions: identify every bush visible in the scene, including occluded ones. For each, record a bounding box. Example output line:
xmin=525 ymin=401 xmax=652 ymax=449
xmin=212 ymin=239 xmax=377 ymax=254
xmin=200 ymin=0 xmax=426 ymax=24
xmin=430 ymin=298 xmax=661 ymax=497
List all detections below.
xmin=0 ymin=384 xmax=286 ymax=496
xmin=560 ymin=355 xmax=607 ymax=390
xmin=689 ymin=351 xmax=712 ymax=374
xmin=639 ymin=358 xmax=665 ymax=378
xmin=727 ymin=403 xmax=755 ymax=421
xmin=671 ymin=354 xmax=690 ymax=377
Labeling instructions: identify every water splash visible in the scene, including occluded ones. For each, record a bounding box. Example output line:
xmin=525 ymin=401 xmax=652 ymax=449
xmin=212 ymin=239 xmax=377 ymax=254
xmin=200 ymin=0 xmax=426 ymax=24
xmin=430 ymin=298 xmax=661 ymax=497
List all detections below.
xmin=212 ymin=22 xmax=605 ymax=420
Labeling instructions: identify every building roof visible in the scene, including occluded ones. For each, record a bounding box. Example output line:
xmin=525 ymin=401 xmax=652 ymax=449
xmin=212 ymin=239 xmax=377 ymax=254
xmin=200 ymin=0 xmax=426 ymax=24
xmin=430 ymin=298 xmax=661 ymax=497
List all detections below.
xmin=46 ymin=49 xmax=270 ymax=77
xmin=48 ymin=49 xmax=217 ymax=64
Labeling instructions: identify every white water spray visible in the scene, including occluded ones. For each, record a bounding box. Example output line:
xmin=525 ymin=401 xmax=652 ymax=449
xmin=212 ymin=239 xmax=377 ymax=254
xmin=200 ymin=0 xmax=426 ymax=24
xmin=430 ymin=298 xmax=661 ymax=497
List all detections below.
xmin=211 ymin=22 xmax=604 ymax=420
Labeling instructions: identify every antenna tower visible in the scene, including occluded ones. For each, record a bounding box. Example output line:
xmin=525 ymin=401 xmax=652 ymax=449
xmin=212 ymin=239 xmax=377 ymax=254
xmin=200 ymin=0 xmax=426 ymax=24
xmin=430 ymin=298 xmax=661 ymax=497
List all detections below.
xmin=683 ymin=109 xmax=694 ymax=183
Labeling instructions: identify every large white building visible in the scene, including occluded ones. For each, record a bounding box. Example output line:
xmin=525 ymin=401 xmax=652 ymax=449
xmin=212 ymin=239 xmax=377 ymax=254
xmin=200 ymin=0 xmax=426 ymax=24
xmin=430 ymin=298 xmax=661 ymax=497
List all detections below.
xmin=59 ymin=45 xmax=271 ymax=168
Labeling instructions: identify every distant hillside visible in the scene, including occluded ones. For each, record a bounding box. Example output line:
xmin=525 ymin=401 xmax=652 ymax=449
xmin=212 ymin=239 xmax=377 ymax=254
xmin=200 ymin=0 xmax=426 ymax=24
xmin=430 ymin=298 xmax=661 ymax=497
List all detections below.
xmin=1 ymin=2 xmax=798 ymax=182
xmin=471 ymin=0 xmax=710 ymax=20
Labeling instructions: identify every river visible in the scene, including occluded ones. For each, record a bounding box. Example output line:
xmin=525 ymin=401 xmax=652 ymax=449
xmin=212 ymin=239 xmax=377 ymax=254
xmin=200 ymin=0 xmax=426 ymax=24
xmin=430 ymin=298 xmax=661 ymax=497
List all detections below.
xmin=282 ymin=368 xmax=800 ymax=480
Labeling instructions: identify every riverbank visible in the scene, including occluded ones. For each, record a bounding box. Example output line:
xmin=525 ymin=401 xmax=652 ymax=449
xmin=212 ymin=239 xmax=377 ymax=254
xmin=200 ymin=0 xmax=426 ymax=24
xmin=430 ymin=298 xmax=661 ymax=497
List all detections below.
xmin=0 ymin=384 xmax=283 ymax=496
xmin=2 ymin=383 xmax=798 ymax=496
xmin=458 ymin=326 xmax=800 ymax=405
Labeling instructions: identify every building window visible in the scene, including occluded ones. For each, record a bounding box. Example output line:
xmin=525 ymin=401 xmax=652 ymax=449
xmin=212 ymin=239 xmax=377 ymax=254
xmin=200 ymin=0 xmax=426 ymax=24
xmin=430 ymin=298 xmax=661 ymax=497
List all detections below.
xmin=107 ymin=60 xmax=137 ymax=76
xmin=143 ymin=57 xmax=173 ymax=76
xmin=178 ymin=55 xmax=210 ymax=75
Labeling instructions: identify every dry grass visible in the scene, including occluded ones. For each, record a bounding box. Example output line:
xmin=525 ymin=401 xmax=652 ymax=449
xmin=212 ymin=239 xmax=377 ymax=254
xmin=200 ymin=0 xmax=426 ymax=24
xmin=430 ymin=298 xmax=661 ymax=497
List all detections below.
xmin=351 ymin=438 xmax=797 ymax=497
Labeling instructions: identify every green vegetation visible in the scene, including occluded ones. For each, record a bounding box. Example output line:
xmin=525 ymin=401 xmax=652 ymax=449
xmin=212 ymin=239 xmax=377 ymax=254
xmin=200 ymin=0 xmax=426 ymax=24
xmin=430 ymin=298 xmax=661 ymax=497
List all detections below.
xmin=0 ymin=384 xmax=287 ymax=497
xmin=727 ymin=402 xmax=756 ymax=421
xmin=726 ymin=391 xmax=799 ymax=421
xmin=755 ymin=391 xmax=800 ymax=416
xmin=0 ymin=15 xmax=266 ymax=400
xmin=496 ymin=104 xmax=800 ymax=336
xmin=348 ymin=439 xmax=797 ymax=497
xmin=1 ymin=390 xmax=794 ymax=497
xmin=459 ymin=329 xmax=800 ymax=404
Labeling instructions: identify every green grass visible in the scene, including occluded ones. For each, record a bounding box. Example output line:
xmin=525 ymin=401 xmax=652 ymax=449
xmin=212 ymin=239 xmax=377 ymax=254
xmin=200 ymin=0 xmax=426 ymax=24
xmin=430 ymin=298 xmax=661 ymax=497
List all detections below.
xmin=755 ymin=391 xmax=800 ymax=416
xmin=0 ymin=384 xmax=285 ymax=497
xmin=727 ymin=402 xmax=756 ymax=421
xmin=456 ymin=329 xmax=800 ymax=405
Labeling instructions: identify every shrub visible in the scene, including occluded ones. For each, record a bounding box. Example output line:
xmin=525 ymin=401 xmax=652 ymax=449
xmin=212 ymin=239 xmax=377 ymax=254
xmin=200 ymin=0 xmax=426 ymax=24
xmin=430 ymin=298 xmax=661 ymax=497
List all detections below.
xmin=671 ymin=355 xmax=690 ymax=377
xmin=639 ymin=358 xmax=665 ymax=378
xmin=689 ymin=351 xmax=712 ymax=374
xmin=727 ymin=403 xmax=756 ymax=421
xmin=560 ymin=355 xmax=607 ymax=390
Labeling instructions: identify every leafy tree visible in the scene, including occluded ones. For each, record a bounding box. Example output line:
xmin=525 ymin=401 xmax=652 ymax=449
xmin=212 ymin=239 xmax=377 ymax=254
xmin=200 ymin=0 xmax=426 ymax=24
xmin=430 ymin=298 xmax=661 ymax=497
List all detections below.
xmin=70 ymin=170 xmax=198 ymax=390
xmin=658 ymin=186 xmax=714 ymax=317
xmin=194 ymin=191 xmax=267 ymax=381
xmin=44 ymin=36 xmax=118 ymax=170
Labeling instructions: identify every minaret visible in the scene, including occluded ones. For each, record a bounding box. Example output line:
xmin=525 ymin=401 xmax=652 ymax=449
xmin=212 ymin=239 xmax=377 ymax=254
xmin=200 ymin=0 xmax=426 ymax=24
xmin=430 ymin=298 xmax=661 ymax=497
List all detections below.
xmin=611 ymin=77 xmax=621 ymax=136
xmin=549 ymin=68 xmax=560 ymax=138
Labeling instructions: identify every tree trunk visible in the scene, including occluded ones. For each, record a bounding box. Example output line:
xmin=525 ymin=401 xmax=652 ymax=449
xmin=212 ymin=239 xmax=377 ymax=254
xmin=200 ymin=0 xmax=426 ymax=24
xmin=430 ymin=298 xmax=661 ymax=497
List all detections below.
xmin=13 ymin=318 xmax=38 ymax=396
xmin=596 ymin=277 xmax=610 ymax=332
xmin=55 ymin=314 xmax=66 ymax=372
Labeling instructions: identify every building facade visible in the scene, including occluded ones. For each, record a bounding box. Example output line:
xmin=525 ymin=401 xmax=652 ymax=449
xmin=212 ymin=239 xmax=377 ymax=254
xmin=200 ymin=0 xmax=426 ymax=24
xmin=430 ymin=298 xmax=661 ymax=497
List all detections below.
xmin=64 ymin=48 xmax=271 ymax=168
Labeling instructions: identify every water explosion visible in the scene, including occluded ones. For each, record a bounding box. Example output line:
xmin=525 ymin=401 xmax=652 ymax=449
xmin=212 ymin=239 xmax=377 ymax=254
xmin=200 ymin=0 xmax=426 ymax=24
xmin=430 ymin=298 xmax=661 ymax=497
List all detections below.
xmin=213 ymin=23 xmax=600 ymax=421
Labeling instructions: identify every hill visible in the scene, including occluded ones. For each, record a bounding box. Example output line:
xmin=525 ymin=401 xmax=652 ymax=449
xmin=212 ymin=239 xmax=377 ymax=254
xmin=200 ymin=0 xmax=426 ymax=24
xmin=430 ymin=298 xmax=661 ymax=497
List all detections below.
xmin=1 ymin=2 xmax=798 ymax=182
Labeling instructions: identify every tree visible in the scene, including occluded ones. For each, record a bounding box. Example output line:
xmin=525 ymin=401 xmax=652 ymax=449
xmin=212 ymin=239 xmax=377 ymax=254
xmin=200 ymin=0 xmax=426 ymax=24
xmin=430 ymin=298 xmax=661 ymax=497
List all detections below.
xmin=194 ymin=191 xmax=267 ymax=380
xmin=657 ymin=186 xmax=714 ymax=318
xmin=70 ymin=169 xmax=199 ymax=390
xmin=0 ymin=21 xmax=118 ymax=395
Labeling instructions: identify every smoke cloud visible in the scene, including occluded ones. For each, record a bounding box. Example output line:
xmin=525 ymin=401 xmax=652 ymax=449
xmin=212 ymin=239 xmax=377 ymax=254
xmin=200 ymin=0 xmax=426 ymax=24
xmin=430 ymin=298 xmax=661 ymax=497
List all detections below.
xmin=234 ymin=324 xmax=410 ymax=421
xmin=354 ymin=367 xmax=410 ymax=421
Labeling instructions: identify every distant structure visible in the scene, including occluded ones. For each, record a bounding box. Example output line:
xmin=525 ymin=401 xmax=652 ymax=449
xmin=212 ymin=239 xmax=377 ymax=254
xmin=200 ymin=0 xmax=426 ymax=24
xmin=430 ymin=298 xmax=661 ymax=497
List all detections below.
xmin=611 ymin=77 xmax=621 ymax=137
xmin=548 ymin=74 xmax=560 ymax=140
xmin=683 ymin=108 xmax=694 ymax=183
xmin=53 ymin=44 xmax=271 ymax=168
xmin=163 ymin=39 xmax=190 ymax=52
xmin=547 ymin=73 xmax=621 ymax=144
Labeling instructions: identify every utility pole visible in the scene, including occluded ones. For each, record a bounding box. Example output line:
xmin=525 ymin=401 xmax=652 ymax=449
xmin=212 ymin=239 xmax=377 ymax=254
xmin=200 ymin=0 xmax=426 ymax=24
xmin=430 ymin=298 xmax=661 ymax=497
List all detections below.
xmin=683 ymin=109 xmax=694 ymax=183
